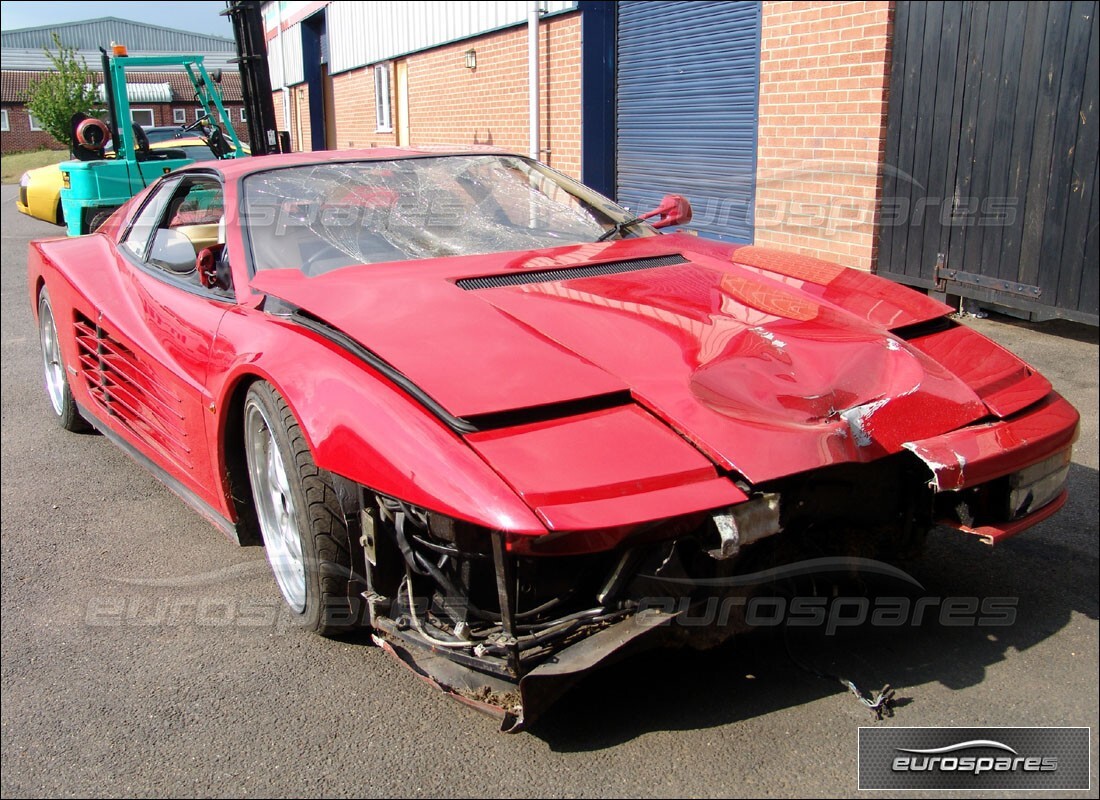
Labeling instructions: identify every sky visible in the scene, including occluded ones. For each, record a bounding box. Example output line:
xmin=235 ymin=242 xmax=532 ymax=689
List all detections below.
xmin=0 ymin=1 xmax=233 ymax=38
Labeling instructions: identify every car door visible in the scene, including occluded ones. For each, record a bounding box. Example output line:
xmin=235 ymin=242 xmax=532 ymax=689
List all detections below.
xmin=86 ymin=173 xmax=234 ymax=512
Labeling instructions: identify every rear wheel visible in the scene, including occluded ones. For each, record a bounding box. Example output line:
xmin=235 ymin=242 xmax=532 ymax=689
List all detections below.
xmin=84 ymin=206 xmax=118 ymax=234
xmin=243 ymin=381 xmax=358 ymax=635
xmin=38 ymin=289 xmax=88 ymax=432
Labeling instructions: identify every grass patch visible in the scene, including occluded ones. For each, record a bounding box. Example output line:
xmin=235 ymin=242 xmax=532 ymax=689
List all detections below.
xmin=1 ymin=149 xmax=70 ymax=184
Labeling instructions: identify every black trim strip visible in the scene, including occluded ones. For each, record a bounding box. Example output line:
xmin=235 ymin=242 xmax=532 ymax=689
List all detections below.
xmin=282 ymin=307 xmax=479 ymax=434
xmin=267 ymin=298 xmax=635 ymax=437
xmin=462 ymin=391 xmax=633 ymax=431
xmin=456 ymin=254 xmax=689 ymax=291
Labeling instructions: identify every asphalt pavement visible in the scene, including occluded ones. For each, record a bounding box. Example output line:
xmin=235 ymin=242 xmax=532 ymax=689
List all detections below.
xmin=1 ymin=183 xmax=1097 ymax=798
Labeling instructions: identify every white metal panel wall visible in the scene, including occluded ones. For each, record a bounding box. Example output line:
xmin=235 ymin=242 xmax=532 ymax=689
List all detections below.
xmin=269 ymin=21 xmax=305 ymax=87
xmin=328 ymin=0 xmax=576 ymax=74
xmin=617 ymin=1 xmax=760 ymax=243
xmin=268 ymin=35 xmax=283 ymax=88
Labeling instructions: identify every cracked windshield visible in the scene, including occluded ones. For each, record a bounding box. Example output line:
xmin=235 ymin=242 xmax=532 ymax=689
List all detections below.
xmin=244 ymin=154 xmax=646 ymax=274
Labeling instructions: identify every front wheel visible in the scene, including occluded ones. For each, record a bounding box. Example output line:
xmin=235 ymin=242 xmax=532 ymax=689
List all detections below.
xmin=243 ymin=381 xmax=358 ymax=635
xmin=38 ymin=289 xmax=88 ymax=432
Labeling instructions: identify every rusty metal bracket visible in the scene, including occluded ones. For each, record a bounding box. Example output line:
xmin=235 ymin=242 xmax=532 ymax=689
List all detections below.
xmin=932 ymin=253 xmax=948 ymax=292
xmin=933 ymin=253 xmax=1042 ymax=298
xmin=490 ymin=532 xmax=521 ymax=676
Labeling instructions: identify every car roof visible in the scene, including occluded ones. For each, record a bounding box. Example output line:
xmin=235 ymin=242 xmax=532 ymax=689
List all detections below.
xmin=186 ymin=146 xmax=513 ymax=182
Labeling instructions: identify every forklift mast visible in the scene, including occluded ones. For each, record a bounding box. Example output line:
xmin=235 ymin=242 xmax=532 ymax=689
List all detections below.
xmin=99 ymin=49 xmax=245 ymax=161
xmin=59 ymin=46 xmax=247 ymax=236
xmin=224 ymin=0 xmax=287 ymax=155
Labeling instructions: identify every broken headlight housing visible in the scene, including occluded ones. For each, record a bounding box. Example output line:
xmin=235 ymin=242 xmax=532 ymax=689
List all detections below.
xmin=1007 ymin=447 xmax=1072 ymax=520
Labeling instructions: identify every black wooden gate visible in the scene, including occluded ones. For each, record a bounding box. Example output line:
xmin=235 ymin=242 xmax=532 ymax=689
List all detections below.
xmin=878 ymin=1 xmax=1098 ymax=325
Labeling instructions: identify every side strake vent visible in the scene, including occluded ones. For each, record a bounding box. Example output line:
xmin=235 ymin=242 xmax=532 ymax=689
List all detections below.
xmin=456 ymin=254 xmax=689 ymax=291
xmin=73 ymin=311 xmax=191 ymax=470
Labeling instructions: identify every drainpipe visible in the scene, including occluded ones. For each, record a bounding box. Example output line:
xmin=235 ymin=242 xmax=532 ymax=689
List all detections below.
xmin=528 ymin=1 xmax=540 ymax=161
xmin=277 ymin=1 xmax=291 ymax=146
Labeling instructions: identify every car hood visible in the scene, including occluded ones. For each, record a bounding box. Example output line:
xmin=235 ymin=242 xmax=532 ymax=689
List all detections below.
xmin=251 ymin=236 xmax=989 ymax=482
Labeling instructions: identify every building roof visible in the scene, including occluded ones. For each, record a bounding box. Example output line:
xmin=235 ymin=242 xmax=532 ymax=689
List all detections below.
xmin=1 ymin=16 xmax=239 ymax=72
xmin=2 ymin=70 xmax=243 ymax=104
xmin=1 ymin=17 xmax=234 ymax=52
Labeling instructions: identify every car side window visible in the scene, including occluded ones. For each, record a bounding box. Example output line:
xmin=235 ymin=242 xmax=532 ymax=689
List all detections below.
xmin=146 ymin=177 xmax=229 ymax=290
xmin=120 ymin=177 xmax=180 ymax=260
xmin=164 ymin=179 xmax=225 ymax=232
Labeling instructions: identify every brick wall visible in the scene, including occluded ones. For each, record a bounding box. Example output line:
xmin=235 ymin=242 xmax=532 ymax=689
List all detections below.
xmin=1 ymin=101 xmax=250 ymax=154
xmin=754 ymin=1 xmax=893 ymax=271
xmin=272 ymin=88 xmax=288 ymax=143
xmin=291 ymin=12 xmax=582 ymax=178
xmin=401 ymin=12 xmax=582 ymax=178
xmin=331 ymin=67 xmax=393 ymax=150
xmin=1 ymin=105 xmax=58 ymax=153
xmin=272 ymin=86 xmax=309 ymax=152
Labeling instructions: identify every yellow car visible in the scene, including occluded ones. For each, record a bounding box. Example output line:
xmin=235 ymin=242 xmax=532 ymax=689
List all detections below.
xmin=16 ymin=137 xmax=247 ymax=226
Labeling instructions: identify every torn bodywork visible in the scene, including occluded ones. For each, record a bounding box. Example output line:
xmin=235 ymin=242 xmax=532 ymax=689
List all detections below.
xmin=351 ymin=432 xmax=1070 ymax=730
xmin=357 ymin=493 xmax=713 ymax=731
xmin=904 ymin=395 xmax=1077 ymax=543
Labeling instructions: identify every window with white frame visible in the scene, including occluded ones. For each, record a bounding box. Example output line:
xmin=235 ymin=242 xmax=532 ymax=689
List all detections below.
xmin=375 ymin=64 xmax=392 ymax=132
xmin=173 ymin=108 xmax=186 ymax=124
xmin=240 ymin=107 xmax=247 ymax=123
xmin=131 ymin=108 xmax=154 ymax=128
xmin=28 ymin=112 xmax=43 ymax=131
xmin=0 ymin=109 xmax=8 ymax=131
xmin=196 ymin=108 xmax=206 ymax=121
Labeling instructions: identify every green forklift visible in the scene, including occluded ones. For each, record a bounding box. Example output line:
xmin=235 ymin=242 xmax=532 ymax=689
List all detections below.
xmin=61 ymin=46 xmax=247 ymax=236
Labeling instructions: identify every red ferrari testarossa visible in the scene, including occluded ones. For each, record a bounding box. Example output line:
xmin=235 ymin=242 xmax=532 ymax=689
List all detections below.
xmin=29 ymin=149 xmax=1078 ymax=730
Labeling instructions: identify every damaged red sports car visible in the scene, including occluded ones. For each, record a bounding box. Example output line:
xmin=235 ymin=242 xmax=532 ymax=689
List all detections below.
xmin=29 ymin=149 xmax=1079 ymax=730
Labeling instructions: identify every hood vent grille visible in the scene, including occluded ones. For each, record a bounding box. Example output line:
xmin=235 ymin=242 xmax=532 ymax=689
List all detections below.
xmin=456 ymin=254 xmax=689 ymax=291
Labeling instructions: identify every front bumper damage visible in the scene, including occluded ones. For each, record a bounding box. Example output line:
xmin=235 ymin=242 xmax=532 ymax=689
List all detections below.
xmin=354 ymin=392 xmax=1078 ymax=731
xmin=905 ymin=393 xmax=1079 ymax=544
xmin=374 ymin=607 xmax=686 ymax=732
xmin=357 ymin=493 xmax=789 ymax=732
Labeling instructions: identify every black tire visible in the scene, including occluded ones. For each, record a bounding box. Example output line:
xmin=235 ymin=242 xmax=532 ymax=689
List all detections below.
xmin=242 ymin=380 xmax=358 ymax=636
xmin=38 ymin=289 xmax=89 ymax=433
xmin=85 ymin=207 xmax=117 ymax=234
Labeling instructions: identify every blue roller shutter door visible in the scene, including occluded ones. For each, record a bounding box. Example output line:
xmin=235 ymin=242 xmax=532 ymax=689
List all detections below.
xmin=616 ymin=1 xmax=761 ymax=243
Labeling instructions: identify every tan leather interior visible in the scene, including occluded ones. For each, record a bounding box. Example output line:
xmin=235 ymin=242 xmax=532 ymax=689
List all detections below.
xmin=174 ymin=222 xmax=221 ymax=253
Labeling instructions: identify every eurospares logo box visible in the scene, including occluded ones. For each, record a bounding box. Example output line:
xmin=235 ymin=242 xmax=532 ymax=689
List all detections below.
xmin=858 ymin=727 xmax=1090 ymax=790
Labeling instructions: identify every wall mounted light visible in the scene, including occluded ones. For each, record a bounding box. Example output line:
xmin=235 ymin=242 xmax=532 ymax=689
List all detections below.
xmin=464 ymin=49 xmax=477 ymax=70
